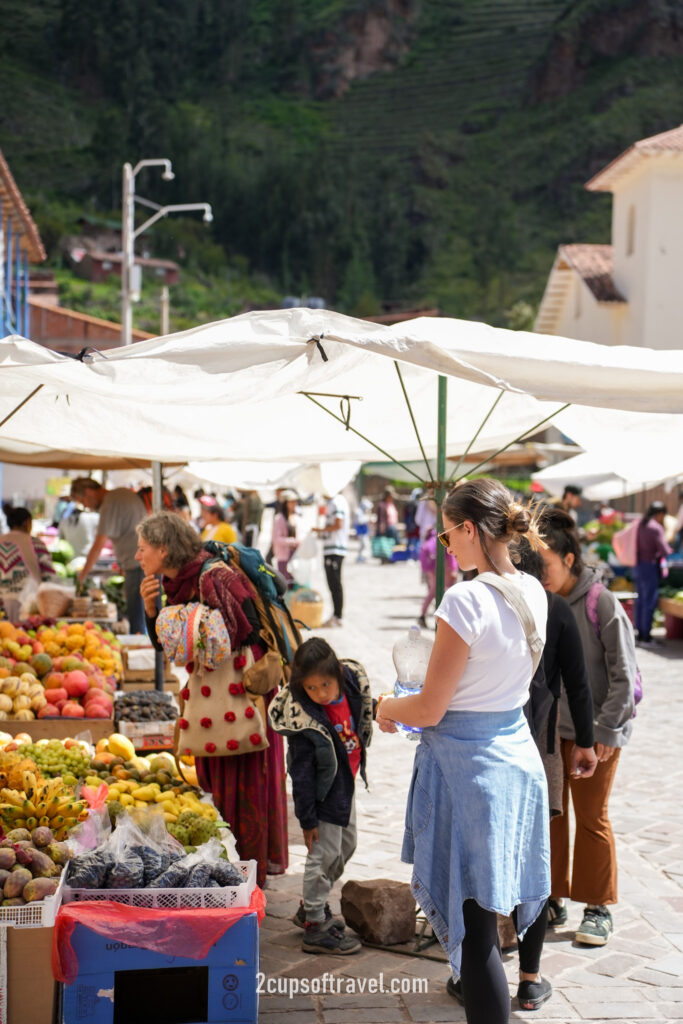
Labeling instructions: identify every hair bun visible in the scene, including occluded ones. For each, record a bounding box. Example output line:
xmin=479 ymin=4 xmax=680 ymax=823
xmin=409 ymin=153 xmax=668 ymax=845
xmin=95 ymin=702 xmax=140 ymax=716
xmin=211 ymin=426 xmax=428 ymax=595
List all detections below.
xmin=506 ymin=501 xmax=529 ymax=535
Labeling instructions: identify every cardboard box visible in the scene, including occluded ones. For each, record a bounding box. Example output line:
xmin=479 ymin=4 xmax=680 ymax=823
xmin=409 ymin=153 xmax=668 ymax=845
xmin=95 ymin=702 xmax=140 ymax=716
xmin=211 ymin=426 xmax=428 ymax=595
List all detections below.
xmin=60 ymin=914 xmax=258 ymax=1024
xmin=7 ymin=924 xmax=58 ymax=1024
xmin=121 ymin=647 xmax=176 ymax=683
xmin=2 ymin=717 xmax=114 ymax=744
xmin=116 ymin=719 xmax=175 ymax=751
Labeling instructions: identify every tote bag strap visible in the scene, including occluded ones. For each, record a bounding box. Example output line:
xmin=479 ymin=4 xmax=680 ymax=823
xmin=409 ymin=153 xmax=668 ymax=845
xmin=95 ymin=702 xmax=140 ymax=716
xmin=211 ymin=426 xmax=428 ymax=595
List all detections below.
xmin=477 ymin=572 xmax=544 ymax=675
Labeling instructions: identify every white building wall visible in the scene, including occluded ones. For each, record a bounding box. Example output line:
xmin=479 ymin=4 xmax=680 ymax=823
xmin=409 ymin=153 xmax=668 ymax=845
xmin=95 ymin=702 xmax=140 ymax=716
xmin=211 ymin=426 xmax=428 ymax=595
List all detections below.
xmin=611 ymin=157 xmax=683 ymax=349
xmin=553 ymin=275 xmax=623 ymax=347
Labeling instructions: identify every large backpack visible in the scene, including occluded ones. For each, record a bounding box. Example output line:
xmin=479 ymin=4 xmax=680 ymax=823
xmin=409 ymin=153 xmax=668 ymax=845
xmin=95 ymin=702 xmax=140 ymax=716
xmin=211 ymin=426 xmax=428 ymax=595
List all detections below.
xmin=203 ymin=540 xmax=301 ymax=688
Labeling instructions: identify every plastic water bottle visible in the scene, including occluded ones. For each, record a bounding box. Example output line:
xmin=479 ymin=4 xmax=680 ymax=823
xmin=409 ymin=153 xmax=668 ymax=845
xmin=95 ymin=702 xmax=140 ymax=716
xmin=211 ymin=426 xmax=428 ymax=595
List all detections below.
xmin=392 ymin=625 xmax=433 ymax=738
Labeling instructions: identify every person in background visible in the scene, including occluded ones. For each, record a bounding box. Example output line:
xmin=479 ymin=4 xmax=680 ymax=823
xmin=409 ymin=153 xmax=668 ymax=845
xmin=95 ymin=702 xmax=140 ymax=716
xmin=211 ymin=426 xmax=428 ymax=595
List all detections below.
xmin=415 ymin=495 xmax=437 ymax=544
xmin=235 ymin=489 xmax=264 ymax=548
xmin=315 ymin=490 xmax=349 ymax=628
xmin=71 ymin=477 xmax=147 ymax=633
xmin=271 ymin=489 xmax=300 ymax=583
xmin=268 ymin=637 xmax=373 ymax=955
xmin=634 ymin=500 xmax=671 ymax=647
xmin=418 ymin=526 xmax=458 ymax=629
xmin=199 ymin=495 xmax=238 ymax=545
xmin=552 ymin=485 xmax=583 ymax=524
xmin=375 ymin=487 xmax=400 ymax=544
xmin=137 ymin=511 xmax=288 ymax=888
xmin=538 ymin=506 xmax=636 ymax=948
xmin=58 ymin=501 xmax=100 ymax=559
xmin=404 ymin=488 xmax=422 ymax=558
xmin=353 ymin=498 xmax=373 ymax=563
xmin=0 ymin=507 xmax=55 ymax=621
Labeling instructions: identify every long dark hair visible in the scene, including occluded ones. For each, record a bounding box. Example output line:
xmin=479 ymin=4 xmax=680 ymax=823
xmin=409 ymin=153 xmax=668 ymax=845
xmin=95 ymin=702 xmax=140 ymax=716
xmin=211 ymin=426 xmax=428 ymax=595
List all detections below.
xmin=289 ymin=637 xmax=345 ymax=703
xmin=538 ymin=505 xmax=584 ymax=577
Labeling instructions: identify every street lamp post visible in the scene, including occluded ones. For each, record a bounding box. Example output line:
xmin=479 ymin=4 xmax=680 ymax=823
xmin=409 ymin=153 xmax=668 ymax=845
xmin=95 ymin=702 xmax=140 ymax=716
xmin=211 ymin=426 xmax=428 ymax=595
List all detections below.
xmin=120 ymin=158 xmax=213 ymax=345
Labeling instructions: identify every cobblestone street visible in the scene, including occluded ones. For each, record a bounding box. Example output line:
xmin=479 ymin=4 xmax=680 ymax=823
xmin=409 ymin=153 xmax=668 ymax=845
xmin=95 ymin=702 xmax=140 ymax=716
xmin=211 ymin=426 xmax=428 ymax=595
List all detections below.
xmin=259 ymin=548 xmax=683 ymax=1023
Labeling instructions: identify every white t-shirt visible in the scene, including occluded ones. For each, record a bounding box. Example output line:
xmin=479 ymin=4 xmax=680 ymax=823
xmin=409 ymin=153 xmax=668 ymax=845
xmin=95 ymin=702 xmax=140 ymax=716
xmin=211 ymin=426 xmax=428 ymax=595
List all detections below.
xmin=323 ymin=495 xmax=349 ymax=557
xmin=435 ymin=572 xmax=547 ymax=712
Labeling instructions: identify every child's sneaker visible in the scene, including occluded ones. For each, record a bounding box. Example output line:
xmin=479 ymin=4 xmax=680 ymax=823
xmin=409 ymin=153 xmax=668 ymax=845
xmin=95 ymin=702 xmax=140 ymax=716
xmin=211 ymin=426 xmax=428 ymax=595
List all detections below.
xmin=302 ymin=922 xmax=361 ymax=955
xmin=292 ymin=900 xmax=345 ymax=931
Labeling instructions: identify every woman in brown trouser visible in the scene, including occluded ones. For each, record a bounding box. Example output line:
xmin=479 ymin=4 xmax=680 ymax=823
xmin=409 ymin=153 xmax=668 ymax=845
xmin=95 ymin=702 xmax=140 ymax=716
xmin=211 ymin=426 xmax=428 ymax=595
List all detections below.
xmin=539 ymin=508 xmax=637 ymax=946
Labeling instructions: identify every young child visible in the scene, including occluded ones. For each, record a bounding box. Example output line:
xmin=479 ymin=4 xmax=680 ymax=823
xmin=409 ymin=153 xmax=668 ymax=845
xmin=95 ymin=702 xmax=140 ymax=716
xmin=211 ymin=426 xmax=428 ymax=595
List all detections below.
xmin=268 ymin=637 xmax=374 ymax=954
xmin=418 ymin=526 xmax=458 ymax=628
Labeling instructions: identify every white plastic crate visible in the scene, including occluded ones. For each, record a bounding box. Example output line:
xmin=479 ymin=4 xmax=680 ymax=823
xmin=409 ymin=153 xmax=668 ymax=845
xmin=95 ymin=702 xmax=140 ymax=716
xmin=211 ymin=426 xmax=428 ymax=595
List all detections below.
xmin=62 ymin=858 xmax=256 ymax=910
xmin=0 ymin=868 xmax=66 ymax=929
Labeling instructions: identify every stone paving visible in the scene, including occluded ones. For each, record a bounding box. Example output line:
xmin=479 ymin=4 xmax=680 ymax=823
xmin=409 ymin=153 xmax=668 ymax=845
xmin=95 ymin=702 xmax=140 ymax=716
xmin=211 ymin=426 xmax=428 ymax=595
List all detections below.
xmin=258 ymin=547 xmax=683 ymax=1023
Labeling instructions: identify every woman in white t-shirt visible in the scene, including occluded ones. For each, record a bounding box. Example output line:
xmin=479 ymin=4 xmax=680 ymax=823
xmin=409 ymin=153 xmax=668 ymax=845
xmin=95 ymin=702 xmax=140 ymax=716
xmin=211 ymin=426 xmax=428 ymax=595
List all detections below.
xmin=377 ymin=479 xmax=550 ymax=1024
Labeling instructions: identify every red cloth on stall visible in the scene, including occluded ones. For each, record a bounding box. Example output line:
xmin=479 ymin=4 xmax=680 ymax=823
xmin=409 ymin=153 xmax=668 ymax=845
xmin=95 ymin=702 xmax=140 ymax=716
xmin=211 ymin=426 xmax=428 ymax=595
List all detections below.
xmin=52 ymin=886 xmax=266 ymax=985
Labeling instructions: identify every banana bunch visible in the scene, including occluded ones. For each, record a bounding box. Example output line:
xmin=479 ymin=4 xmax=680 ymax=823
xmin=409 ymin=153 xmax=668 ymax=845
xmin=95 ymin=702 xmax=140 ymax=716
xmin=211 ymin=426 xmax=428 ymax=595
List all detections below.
xmin=0 ymin=771 xmax=88 ymax=840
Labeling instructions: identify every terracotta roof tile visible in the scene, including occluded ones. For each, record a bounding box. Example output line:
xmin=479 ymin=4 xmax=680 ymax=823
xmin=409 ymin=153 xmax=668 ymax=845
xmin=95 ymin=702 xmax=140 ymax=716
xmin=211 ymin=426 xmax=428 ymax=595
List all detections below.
xmin=0 ymin=150 xmax=46 ymax=263
xmin=586 ymin=124 xmax=683 ymax=191
xmin=559 ymin=244 xmax=626 ymax=303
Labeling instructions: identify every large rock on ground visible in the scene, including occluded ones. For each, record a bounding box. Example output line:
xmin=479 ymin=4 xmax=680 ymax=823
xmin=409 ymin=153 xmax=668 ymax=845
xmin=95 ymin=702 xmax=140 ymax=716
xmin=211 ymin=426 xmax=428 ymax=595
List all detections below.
xmin=341 ymin=878 xmax=416 ymax=945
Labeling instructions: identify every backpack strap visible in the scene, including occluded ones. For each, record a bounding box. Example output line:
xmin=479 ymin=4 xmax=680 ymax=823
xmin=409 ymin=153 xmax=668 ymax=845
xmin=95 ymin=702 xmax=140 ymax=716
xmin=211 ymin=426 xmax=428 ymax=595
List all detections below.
xmin=477 ymin=572 xmax=544 ymax=675
xmin=585 ymin=581 xmax=604 ymax=640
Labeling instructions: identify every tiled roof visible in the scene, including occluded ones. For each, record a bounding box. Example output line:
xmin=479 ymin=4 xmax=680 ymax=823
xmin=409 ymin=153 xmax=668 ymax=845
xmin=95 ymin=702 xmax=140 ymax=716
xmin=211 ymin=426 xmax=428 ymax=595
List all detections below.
xmin=534 ymin=244 xmax=625 ymax=335
xmin=559 ymin=244 xmax=626 ymax=303
xmin=0 ymin=150 xmax=46 ymax=263
xmin=586 ymin=124 xmax=683 ymax=192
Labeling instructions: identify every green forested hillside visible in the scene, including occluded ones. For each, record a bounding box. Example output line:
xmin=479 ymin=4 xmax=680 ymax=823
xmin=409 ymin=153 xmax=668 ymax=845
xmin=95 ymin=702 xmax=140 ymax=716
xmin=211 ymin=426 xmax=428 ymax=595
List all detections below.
xmin=2 ymin=0 xmax=683 ymax=327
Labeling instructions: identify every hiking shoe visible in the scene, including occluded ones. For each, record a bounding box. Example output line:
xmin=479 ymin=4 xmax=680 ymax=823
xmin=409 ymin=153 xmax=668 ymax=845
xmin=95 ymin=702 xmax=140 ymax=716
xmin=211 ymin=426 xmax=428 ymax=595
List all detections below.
xmin=446 ymin=976 xmax=464 ymax=1004
xmin=575 ymin=905 xmax=613 ymax=946
xmin=301 ymin=922 xmax=360 ymax=954
xmin=547 ymin=897 xmax=567 ymax=928
xmin=292 ymin=900 xmax=345 ymax=931
xmin=517 ymin=976 xmax=552 ymax=1011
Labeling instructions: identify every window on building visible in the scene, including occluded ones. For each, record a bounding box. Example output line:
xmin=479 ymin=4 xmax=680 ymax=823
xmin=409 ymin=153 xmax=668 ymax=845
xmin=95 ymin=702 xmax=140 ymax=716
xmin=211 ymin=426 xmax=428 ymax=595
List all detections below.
xmin=102 ymin=260 xmax=113 ymax=270
xmin=627 ymin=205 xmax=635 ymax=256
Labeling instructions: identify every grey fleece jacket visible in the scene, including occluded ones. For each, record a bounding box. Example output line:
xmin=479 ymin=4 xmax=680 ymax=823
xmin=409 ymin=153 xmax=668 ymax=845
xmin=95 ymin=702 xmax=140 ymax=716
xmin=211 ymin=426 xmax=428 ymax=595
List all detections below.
xmin=558 ymin=566 xmax=636 ymax=748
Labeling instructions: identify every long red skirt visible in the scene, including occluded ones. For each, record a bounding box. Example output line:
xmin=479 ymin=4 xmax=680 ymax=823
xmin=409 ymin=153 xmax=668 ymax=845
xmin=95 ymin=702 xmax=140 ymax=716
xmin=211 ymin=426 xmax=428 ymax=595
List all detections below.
xmin=195 ymin=692 xmax=288 ymax=887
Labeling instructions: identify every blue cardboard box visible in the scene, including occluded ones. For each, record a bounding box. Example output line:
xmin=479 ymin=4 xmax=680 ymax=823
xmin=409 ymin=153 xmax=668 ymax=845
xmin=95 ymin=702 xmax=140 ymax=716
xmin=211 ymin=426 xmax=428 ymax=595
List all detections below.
xmin=60 ymin=913 xmax=258 ymax=1024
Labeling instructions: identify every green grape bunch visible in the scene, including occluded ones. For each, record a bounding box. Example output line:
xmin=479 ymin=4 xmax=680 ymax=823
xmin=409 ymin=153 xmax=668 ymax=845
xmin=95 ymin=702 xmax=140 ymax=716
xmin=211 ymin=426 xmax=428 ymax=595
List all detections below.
xmin=17 ymin=740 xmax=91 ymax=781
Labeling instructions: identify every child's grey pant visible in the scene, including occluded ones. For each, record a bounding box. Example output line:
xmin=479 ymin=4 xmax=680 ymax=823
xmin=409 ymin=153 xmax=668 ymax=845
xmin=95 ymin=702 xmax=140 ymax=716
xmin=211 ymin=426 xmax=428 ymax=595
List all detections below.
xmin=303 ymin=797 xmax=357 ymax=924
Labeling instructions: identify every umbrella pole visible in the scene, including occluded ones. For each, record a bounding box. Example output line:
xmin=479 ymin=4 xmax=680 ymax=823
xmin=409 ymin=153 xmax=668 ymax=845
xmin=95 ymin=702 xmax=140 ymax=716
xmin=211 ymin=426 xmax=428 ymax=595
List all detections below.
xmin=152 ymin=461 xmax=164 ymax=692
xmin=435 ymin=376 xmax=447 ymax=605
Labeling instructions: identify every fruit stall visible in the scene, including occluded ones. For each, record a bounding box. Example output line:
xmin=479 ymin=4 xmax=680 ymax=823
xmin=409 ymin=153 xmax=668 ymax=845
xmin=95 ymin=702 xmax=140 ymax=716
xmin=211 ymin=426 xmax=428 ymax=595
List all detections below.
xmin=0 ymin=620 xmax=263 ymax=1024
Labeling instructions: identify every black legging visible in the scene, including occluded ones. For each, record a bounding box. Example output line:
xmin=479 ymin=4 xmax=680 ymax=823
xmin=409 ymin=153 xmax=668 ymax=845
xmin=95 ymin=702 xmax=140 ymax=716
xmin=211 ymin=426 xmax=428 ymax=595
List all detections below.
xmin=460 ymin=899 xmax=510 ymax=1024
xmin=460 ymin=899 xmax=548 ymax=1024
xmin=324 ymin=555 xmax=344 ymax=619
xmin=513 ymin=899 xmax=548 ymax=975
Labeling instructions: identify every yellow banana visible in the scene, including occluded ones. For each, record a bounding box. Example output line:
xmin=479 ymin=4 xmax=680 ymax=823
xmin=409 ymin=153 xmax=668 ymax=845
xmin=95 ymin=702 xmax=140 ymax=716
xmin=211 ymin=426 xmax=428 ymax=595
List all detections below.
xmin=21 ymin=770 xmax=37 ymax=799
xmin=0 ymin=788 xmax=24 ymax=807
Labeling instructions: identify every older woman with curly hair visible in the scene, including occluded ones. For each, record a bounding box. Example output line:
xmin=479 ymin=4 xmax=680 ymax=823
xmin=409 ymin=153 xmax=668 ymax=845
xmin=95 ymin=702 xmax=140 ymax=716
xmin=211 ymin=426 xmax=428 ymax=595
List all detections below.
xmin=135 ymin=511 xmax=288 ymax=886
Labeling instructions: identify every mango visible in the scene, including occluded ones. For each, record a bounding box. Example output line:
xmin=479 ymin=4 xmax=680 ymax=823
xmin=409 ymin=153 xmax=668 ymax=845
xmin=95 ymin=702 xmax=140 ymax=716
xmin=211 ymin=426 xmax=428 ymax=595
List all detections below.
xmin=2 ymin=897 xmax=25 ymax=906
xmin=46 ymin=842 xmax=69 ymax=866
xmin=107 ymin=733 xmax=135 ymax=761
xmin=28 ymin=850 xmax=58 ymax=878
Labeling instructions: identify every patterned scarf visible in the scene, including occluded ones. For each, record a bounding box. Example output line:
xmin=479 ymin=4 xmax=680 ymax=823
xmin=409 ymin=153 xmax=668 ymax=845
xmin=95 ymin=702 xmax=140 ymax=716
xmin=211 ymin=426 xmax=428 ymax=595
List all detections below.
xmin=162 ymin=549 xmax=255 ymax=648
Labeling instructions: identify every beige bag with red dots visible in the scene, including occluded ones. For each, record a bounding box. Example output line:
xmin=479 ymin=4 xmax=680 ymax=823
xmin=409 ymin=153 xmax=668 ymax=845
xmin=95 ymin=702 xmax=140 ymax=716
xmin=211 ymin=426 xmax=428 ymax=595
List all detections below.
xmin=174 ymin=606 xmax=269 ymax=759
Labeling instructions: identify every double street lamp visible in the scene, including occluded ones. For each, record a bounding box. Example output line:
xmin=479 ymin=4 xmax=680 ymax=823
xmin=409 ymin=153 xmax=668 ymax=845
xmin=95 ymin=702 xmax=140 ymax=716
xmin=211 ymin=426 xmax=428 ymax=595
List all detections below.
xmin=120 ymin=158 xmax=213 ymax=345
